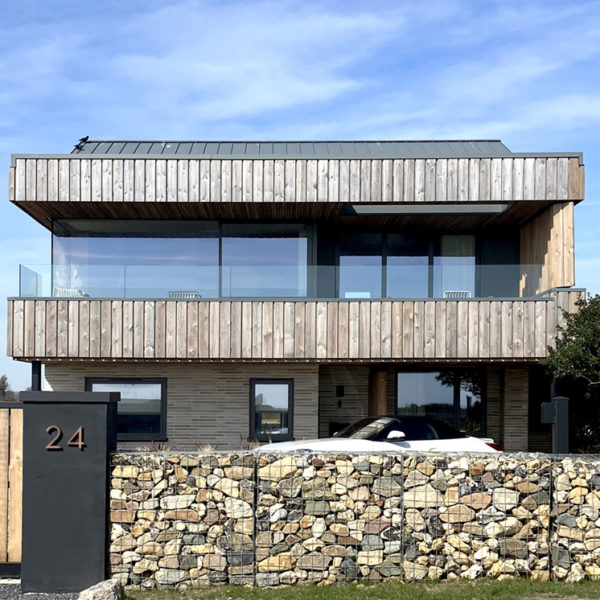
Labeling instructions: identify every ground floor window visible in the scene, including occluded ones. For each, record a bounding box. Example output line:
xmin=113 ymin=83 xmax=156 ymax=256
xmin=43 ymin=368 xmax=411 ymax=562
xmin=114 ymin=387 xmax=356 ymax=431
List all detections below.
xmin=396 ymin=369 xmax=485 ymax=435
xmin=85 ymin=378 xmax=167 ymax=441
xmin=250 ymin=379 xmax=294 ymax=442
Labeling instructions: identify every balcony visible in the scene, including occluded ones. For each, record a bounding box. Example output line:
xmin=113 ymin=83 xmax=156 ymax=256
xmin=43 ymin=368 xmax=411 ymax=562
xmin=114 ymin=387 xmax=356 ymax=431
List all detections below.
xmin=19 ymin=263 xmax=549 ymax=301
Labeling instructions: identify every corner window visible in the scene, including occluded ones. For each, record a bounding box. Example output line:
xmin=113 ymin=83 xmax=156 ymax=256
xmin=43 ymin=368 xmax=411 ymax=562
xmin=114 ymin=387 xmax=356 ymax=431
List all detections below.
xmin=85 ymin=378 xmax=167 ymax=441
xmin=250 ymin=379 xmax=294 ymax=442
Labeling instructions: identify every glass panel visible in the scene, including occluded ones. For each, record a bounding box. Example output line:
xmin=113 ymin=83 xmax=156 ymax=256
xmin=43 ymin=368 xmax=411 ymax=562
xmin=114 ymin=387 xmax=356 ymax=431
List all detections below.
xmin=222 ymin=224 xmax=307 ymax=297
xmin=254 ymin=383 xmax=290 ymax=438
xmin=433 ymin=235 xmax=475 ymax=298
xmin=339 ymin=233 xmax=382 ymax=299
xmin=90 ymin=381 xmax=162 ymax=435
xmin=396 ymin=372 xmax=455 ymax=427
xmin=386 ymin=235 xmax=429 ymax=298
xmin=457 ymin=370 xmax=483 ymax=434
xmin=52 ymin=220 xmax=219 ymax=298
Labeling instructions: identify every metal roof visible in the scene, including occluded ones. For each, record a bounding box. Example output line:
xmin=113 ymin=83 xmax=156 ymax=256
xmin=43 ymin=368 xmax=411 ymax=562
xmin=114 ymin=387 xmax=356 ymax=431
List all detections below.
xmin=71 ymin=139 xmax=515 ymax=159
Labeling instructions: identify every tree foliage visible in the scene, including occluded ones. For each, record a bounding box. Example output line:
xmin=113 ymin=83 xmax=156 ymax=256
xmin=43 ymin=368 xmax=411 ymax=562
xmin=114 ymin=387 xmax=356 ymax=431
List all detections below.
xmin=0 ymin=374 xmax=17 ymax=402
xmin=543 ymin=294 xmax=600 ymax=386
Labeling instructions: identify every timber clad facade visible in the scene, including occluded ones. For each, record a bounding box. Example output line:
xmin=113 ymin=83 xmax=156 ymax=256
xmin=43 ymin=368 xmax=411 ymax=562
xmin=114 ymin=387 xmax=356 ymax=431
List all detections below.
xmin=6 ymin=140 xmax=585 ymax=452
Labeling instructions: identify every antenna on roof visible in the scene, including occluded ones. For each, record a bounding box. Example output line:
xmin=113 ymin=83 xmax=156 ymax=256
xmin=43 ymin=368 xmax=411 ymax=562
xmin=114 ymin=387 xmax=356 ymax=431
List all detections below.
xmin=73 ymin=136 xmax=89 ymax=152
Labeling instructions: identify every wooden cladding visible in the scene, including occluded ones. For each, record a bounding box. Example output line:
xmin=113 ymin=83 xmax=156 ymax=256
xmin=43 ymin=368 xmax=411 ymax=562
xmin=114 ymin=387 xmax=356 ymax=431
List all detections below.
xmin=7 ymin=292 xmax=582 ymax=362
xmin=10 ymin=156 xmax=584 ymax=206
xmin=520 ymin=202 xmax=575 ymax=293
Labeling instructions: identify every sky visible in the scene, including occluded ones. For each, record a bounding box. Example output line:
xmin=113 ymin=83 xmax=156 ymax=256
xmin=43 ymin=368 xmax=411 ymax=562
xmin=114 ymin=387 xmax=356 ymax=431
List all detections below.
xmin=1 ymin=0 xmax=599 ymax=390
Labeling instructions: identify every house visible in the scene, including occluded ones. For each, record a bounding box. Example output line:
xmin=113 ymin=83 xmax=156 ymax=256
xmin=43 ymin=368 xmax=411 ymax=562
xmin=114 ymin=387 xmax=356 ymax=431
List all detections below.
xmin=6 ymin=140 xmax=585 ymax=451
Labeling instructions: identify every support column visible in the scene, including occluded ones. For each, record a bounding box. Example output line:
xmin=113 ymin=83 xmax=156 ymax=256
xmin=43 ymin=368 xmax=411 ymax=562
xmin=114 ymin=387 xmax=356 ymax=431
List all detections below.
xmin=503 ymin=367 xmax=529 ymax=451
xmin=368 ymin=370 xmax=388 ymax=416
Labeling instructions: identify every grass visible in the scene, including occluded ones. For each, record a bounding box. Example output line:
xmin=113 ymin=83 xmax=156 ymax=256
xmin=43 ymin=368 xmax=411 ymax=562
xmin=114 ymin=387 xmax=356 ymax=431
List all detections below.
xmin=125 ymin=578 xmax=600 ymax=600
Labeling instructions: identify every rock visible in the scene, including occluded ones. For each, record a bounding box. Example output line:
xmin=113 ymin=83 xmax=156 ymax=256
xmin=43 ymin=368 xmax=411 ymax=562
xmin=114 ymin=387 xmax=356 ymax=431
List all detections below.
xmin=361 ymin=534 xmax=384 ymax=550
xmin=493 ymin=488 xmax=520 ymax=511
xmin=305 ymin=500 xmax=330 ymax=516
xmin=461 ymin=564 xmax=482 ymax=580
xmin=112 ymin=466 xmax=140 ymax=479
xmin=297 ymin=552 xmax=332 ymax=571
xmin=416 ymin=461 xmax=436 ymax=476
xmin=499 ymin=538 xmax=528 ymax=559
xmin=404 ymin=470 xmax=429 ymax=489
xmin=204 ymin=554 xmax=227 ymax=571
xmin=224 ymin=497 xmax=253 ymax=518
xmin=439 ymin=504 xmax=475 ymax=523
xmin=276 ymin=476 xmax=303 ymax=498
xmin=357 ymin=550 xmax=384 ymax=566
xmin=372 ymin=478 xmax=401 ymax=498
xmin=403 ymin=484 xmax=443 ymax=508
xmin=340 ymin=558 xmax=359 ymax=579
xmin=378 ymin=559 xmax=403 ymax=577
xmin=79 ymin=579 xmax=123 ymax=600
xmin=362 ymin=505 xmax=381 ymax=521
xmin=258 ymin=553 xmax=295 ymax=572
xmin=256 ymin=572 xmax=280 ymax=586
xmin=330 ymin=523 xmax=350 ymax=537
xmin=364 ymin=518 xmax=391 ymax=534
xmin=159 ymin=494 xmax=195 ymax=510
xmin=460 ymin=493 xmax=492 ymax=510
xmin=164 ymin=509 xmax=200 ymax=521
xmin=258 ymin=456 xmax=298 ymax=481
xmin=404 ymin=509 xmax=426 ymax=532
xmin=214 ymin=478 xmax=239 ymax=498
xmin=566 ymin=563 xmax=586 ymax=583
xmin=403 ymin=560 xmax=428 ymax=581
xmin=322 ymin=545 xmax=346 ymax=557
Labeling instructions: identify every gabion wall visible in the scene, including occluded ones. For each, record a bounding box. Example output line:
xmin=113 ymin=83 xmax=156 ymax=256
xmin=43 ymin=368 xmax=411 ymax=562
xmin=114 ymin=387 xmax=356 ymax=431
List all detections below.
xmin=108 ymin=451 xmax=600 ymax=588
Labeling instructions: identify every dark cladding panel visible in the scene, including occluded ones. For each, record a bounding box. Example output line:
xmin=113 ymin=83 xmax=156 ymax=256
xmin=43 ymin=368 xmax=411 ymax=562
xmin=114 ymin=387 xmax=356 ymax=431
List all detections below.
xmin=20 ymin=392 xmax=118 ymax=593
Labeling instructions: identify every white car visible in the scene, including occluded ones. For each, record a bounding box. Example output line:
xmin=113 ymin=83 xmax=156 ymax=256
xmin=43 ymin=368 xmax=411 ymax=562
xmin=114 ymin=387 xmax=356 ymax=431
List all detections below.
xmin=260 ymin=416 xmax=501 ymax=453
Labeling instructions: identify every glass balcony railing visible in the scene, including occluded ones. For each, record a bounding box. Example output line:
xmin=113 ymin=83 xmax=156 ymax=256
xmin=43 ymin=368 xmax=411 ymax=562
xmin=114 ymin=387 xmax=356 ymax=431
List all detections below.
xmin=18 ymin=264 xmax=549 ymax=300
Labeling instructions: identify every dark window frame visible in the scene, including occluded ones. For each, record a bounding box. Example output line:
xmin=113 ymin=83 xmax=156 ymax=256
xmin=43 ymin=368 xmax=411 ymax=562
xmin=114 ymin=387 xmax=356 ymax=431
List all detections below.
xmin=85 ymin=377 xmax=167 ymax=442
xmin=249 ymin=378 xmax=294 ymax=442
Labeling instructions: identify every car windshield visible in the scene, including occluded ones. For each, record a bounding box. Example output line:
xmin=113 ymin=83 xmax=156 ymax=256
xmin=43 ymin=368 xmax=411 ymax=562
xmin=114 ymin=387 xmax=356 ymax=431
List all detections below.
xmin=335 ymin=417 xmax=394 ymax=439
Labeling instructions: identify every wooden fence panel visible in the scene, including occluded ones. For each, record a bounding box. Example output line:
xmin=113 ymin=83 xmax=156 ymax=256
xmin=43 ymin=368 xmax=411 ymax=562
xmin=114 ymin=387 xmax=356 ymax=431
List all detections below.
xmin=0 ymin=406 xmax=23 ymax=565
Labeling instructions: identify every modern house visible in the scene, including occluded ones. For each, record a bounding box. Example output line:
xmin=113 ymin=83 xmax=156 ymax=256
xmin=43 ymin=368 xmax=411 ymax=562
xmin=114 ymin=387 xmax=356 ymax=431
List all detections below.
xmin=6 ymin=140 xmax=585 ymax=451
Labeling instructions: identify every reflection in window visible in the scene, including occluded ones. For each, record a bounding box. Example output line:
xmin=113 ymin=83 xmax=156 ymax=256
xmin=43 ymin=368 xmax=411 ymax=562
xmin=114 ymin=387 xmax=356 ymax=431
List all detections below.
xmin=250 ymin=379 xmax=294 ymax=442
xmin=86 ymin=378 xmax=166 ymax=441
xmin=52 ymin=220 xmax=219 ymax=298
xmin=397 ymin=369 xmax=484 ymax=434
xmin=434 ymin=235 xmax=475 ymax=298
xmin=222 ymin=224 xmax=308 ymax=297
xmin=386 ymin=235 xmax=430 ymax=298
xmin=339 ymin=234 xmax=382 ymax=299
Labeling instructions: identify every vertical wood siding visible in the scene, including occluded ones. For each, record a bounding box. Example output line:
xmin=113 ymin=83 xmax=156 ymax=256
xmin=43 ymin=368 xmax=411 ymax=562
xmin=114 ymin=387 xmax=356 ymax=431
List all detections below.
xmin=10 ymin=157 xmax=585 ymax=204
xmin=7 ymin=291 xmax=583 ymax=361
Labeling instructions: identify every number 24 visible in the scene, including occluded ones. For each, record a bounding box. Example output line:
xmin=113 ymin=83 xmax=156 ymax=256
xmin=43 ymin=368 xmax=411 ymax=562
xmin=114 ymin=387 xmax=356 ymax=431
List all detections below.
xmin=45 ymin=425 xmax=86 ymax=451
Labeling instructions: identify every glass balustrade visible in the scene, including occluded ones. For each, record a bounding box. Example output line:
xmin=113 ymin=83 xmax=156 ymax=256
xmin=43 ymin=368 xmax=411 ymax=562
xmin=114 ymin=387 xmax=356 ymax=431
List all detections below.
xmin=19 ymin=264 xmax=548 ymax=300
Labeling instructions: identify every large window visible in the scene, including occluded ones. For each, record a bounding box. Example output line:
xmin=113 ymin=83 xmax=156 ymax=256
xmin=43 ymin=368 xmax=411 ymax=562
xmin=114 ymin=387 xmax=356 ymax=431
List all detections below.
xmin=53 ymin=220 xmax=219 ymax=298
xmin=396 ymin=369 xmax=485 ymax=434
xmin=86 ymin=378 xmax=167 ymax=441
xmin=222 ymin=224 xmax=308 ymax=297
xmin=250 ymin=379 xmax=294 ymax=442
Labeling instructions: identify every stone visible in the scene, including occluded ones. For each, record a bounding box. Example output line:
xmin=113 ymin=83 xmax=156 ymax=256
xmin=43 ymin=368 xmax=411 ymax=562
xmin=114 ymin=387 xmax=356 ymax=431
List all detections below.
xmin=357 ymin=550 xmax=384 ymax=566
xmin=256 ymin=572 xmax=280 ymax=586
xmin=362 ymin=505 xmax=381 ymax=521
xmin=439 ymin=504 xmax=475 ymax=523
xmin=493 ymin=488 xmax=520 ymax=511
xmin=498 ymin=538 xmax=528 ymax=559
xmin=403 ymin=560 xmax=428 ymax=581
xmin=159 ymin=494 xmax=195 ymax=510
xmin=214 ymin=478 xmax=239 ymax=498
xmin=110 ymin=511 xmax=136 ymax=523
xmin=276 ymin=476 xmax=303 ymax=498
xmin=164 ymin=509 xmax=200 ymax=521
xmin=372 ymin=478 xmax=401 ymax=498
xmin=339 ymin=558 xmax=359 ymax=579
xmin=258 ymin=456 xmax=298 ymax=481
xmin=460 ymin=493 xmax=492 ymax=510
xmin=361 ymin=534 xmax=384 ymax=550
xmin=78 ymin=579 xmax=123 ymax=600
xmin=112 ymin=465 xmax=140 ymax=479
xmin=305 ymin=500 xmax=330 ymax=516
xmin=403 ymin=484 xmax=443 ymax=508
xmin=568 ymin=487 xmax=589 ymax=504
xmin=378 ymin=559 xmax=403 ymax=577
xmin=404 ymin=470 xmax=429 ymax=489
xmin=556 ymin=525 xmax=584 ymax=542
xmin=297 ymin=552 xmax=332 ymax=571
xmin=404 ymin=509 xmax=426 ymax=531
xmin=258 ymin=553 xmax=295 ymax=572
xmin=224 ymin=497 xmax=253 ymax=518
xmin=461 ymin=564 xmax=482 ymax=580
xmin=330 ymin=523 xmax=350 ymax=537
xmin=132 ymin=558 xmax=158 ymax=574
xmin=416 ymin=460 xmax=436 ymax=476
xmin=322 ymin=545 xmax=346 ymax=557
xmin=137 ymin=542 xmax=163 ymax=557
xmin=204 ymin=554 xmax=227 ymax=571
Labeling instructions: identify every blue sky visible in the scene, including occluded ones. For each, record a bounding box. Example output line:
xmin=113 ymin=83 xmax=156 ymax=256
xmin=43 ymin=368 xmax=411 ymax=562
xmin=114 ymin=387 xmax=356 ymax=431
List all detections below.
xmin=1 ymin=0 xmax=599 ymax=390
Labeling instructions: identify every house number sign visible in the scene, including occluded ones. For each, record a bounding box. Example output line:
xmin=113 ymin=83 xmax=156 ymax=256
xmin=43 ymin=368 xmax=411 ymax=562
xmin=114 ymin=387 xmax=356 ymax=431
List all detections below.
xmin=45 ymin=425 xmax=86 ymax=450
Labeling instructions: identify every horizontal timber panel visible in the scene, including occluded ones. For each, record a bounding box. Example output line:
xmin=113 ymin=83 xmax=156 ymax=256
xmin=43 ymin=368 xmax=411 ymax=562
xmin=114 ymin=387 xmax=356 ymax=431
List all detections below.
xmin=7 ymin=292 xmax=584 ymax=361
xmin=11 ymin=157 xmax=584 ymax=206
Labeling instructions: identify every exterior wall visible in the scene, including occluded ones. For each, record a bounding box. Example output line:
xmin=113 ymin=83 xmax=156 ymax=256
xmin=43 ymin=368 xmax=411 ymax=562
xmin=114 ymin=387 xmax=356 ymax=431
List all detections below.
xmin=44 ymin=362 xmax=319 ymax=450
xmin=10 ymin=156 xmax=585 ymax=206
xmin=486 ymin=367 xmax=503 ymax=448
xmin=318 ymin=365 xmax=370 ymax=437
xmin=520 ymin=201 xmax=575 ymax=292
xmin=8 ymin=291 xmax=583 ymax=362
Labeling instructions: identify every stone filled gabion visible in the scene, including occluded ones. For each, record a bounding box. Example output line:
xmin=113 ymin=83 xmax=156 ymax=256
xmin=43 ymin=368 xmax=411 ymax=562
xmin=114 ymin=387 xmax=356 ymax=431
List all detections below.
xmin=108 ymin=451 xmax=600 ymax=588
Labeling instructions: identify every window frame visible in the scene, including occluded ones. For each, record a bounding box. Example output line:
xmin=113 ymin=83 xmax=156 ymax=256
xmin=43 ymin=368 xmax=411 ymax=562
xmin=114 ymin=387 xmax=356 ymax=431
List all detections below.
xmin=249 ymin=378 xmax=294 ymax=442
xmin=85 ymin=377 xmax=167 ymax=442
